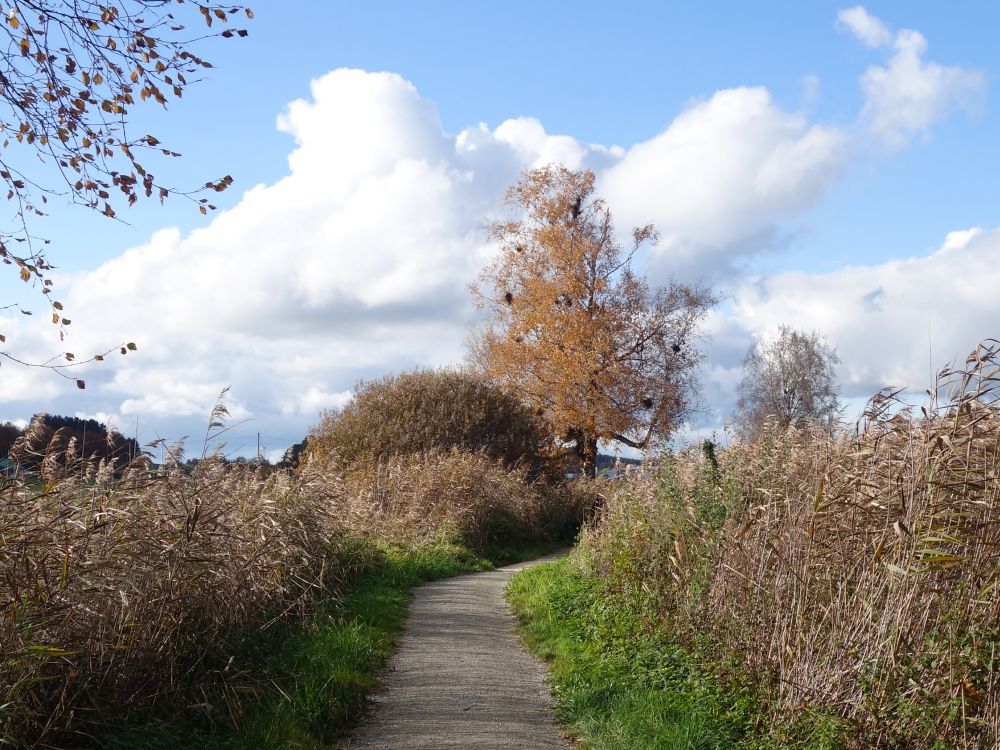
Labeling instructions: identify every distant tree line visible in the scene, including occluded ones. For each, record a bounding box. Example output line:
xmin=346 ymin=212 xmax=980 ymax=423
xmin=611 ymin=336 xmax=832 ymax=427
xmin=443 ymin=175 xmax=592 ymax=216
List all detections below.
xmin=1 ymin=414 xmax=140 ymax=469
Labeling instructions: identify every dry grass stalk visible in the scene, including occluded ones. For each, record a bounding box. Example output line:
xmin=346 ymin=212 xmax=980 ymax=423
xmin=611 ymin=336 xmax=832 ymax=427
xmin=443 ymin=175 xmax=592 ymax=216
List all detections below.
xmin=0 ymin=448 xmax=344 ymax=746
xmin=303 ymin=449 xmax=588 ymax=551
xmin=0 ymin=434 xmax=583 ymax=745
xmin=583 ymin=340 xmax=1000 ymax=748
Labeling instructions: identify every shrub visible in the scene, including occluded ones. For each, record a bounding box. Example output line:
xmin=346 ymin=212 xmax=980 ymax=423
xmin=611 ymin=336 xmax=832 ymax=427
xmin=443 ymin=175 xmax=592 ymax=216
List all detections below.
xmin=304 ymin=449 xmax=588 ymax=552
xmin=307 ymin=369 xmax=555 ymax=474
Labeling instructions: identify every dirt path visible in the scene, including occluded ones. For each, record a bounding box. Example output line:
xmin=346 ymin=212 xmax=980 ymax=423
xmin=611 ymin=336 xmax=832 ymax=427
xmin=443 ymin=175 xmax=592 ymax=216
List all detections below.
xmin=343 ymin=555 xmax=569 ymax=749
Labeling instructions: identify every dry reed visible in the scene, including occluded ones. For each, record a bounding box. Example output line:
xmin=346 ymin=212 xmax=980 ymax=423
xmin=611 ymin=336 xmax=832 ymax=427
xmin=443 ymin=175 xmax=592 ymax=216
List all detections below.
xmin=303 ymin=448 xmax=588 ymax=551
xmin=583 ymin=340 xmax=1000 ymax=748
xmin=0 ymin=433 xmax=581 ymax=745
xmin=0 ymin=440 xmax=344 ymax=745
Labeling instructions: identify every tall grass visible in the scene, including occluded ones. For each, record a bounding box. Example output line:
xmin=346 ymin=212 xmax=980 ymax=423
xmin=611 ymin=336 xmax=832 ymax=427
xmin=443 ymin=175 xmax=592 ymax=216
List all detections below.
xmin=314 ymin=449 xmax=589 ymax=550
xmin=0 ymin=426 xmax=584 ymax=745
xmin=0 ymin=448 xmax=345 ymax=746
xmin=583 ymin=341 xmax=1000 ymax=748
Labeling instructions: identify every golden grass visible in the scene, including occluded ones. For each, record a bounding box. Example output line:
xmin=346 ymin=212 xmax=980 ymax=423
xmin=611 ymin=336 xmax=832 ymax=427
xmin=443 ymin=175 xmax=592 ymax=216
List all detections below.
xmin=582 ymin=341 xmax=1000 ymax=748
xmin=0 ymin=453 xmax=344 ymax=745
xmin=0 ymin=429 xmax=584 ymax=745
xmin=308 ymin=449 xmax=590 ymax=550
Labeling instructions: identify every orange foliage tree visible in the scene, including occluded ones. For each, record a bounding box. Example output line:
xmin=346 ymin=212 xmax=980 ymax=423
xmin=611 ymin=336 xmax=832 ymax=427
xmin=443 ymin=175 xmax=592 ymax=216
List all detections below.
xmin=469 ymin=166 xmax=717 ymax=478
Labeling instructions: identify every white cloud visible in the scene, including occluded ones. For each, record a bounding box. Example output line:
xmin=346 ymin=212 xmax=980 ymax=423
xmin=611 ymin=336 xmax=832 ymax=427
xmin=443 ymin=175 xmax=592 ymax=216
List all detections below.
xmin=0 ymin=70 xmax=619 ymax=450
xmin=74 ymin=411 xmax=118 ymax=427
xmin=490 ymin=117 xmax=624 ymax=170
xmin=281 ymin=387 xmax=353 ymax=417
xmin=0 ymin=362 xmax=62 ymax=404
xmin=0 ymin=69 xmax=851 ymax=443
xmin=837 ymin=6 xmax=892 ymax=48
xmin=839 ymin=7 xmax=985 ymax=147
xmin=600 ymin=87 xmax=847 ymax=281
xmin=729 ymin=228 xmax=1000 ymax=399
xmin=265 ymin=448 xmax=287 ymax=464
xmin=0 ymin=37 xmax=986 ymax=455
xmin=681 ymin=229 xmax=1000 ymax=435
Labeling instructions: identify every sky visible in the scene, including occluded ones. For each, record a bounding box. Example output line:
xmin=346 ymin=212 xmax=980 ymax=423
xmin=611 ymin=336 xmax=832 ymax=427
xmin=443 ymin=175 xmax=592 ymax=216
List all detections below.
xmin=1 ymin=1 xmax=999 ymax=459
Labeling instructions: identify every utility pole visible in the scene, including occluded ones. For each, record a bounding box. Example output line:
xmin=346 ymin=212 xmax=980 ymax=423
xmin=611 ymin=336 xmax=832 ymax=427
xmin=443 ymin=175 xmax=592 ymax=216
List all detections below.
xmin=257 ymin=432 xmax=261 ymax=462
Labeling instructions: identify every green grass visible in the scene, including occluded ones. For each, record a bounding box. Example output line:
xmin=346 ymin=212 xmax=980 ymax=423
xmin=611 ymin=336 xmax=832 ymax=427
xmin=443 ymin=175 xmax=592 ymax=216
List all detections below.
xmin=100 ymin=538 xmax=494 ymax=750
xmin=505 ymin=557 xmax=768 ymax=750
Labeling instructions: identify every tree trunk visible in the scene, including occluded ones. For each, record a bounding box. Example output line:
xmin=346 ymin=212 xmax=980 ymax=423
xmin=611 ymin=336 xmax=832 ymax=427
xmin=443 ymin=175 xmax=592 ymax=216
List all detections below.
xmin=578 ymin=435 xmax=598 ymax=479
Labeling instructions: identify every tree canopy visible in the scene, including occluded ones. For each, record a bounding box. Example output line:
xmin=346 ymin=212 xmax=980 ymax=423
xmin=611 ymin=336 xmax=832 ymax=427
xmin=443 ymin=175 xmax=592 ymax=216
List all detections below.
xmin=469 ymin=165 xmax=716 ymax=477
xmin=0 ymin=1 xmax=251 ymax=383
xmin=734 ymin=325 xmax=841 ymax=439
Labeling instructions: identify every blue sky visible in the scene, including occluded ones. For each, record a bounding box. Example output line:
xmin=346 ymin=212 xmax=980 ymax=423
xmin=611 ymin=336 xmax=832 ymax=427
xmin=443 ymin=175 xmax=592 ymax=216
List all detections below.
xmin=2 ymin=2 xmax=999 ymax=458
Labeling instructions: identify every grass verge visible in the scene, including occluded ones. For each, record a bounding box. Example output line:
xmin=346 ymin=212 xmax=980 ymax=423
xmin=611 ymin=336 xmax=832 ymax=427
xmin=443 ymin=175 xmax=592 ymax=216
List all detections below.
xmin=505 ymin=556 xmax=769 ymax=750
xmin=100 ymin=537 xmax=514 ymax=750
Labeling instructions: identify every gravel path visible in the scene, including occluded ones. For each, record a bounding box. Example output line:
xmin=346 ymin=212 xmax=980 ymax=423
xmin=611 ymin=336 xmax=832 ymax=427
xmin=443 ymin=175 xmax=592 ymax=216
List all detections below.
xmin=343 ymin=555 xmax=569 ymax=749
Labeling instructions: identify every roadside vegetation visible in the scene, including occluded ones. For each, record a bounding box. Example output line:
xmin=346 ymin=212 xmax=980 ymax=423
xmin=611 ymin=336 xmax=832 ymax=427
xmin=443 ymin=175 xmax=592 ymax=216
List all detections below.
xmin=7 ymin=159 xmax=990 ymax=750
xmin=510 ymin=340 xmax=1000 ymax=749
xmin=507 ymin=557 xmax=765 ymax=750
xmin=102 ymin=539 xmax=493 ymax=750
xmin=0 ymin=371 xmax=589 ymax=748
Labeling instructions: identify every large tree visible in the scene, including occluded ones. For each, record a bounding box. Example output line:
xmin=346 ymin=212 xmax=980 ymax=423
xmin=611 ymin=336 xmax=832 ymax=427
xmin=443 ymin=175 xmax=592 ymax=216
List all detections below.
xmin=0 ymin=1 xmax=250 ymax=383
xmin=469 ymin=166 xmax=716 ymax=478
xmin=734 ymin=325 xmax=841 ymax=439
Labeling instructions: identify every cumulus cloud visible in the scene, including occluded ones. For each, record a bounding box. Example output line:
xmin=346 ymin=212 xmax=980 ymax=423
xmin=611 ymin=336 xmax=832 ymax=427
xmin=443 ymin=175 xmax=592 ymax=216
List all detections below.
xmin=0 ymin=24 xmax=986 ymax=455
xmin=0 ymin=70 xmax=627 ymax=451
xmin=74 ymin=411 xmax=118 ymax=427
xmin=839 ymin=6 xmax=985 ymax=147
xmin=0 ymin=67 xmax=854 ymax=453
xmin=684 ymin=229 xmax=1000 ymax=435
xmin=281 ymin=387 xmax=353 ymax=417
xmin=729 ymin=228 xmax=1000 ymax=399
xmin=600 ymin=87 xmax=847 ymax=281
